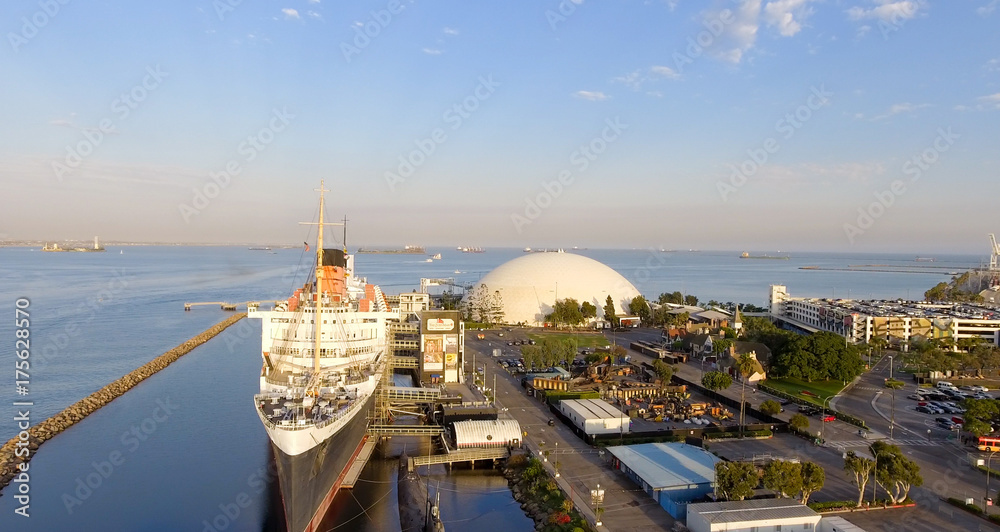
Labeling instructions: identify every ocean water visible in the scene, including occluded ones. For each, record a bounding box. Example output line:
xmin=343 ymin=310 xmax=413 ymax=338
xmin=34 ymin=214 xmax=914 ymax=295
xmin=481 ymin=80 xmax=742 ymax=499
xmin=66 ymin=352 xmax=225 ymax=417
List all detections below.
xmin=0 ymin=246 xmax=983 ymax=530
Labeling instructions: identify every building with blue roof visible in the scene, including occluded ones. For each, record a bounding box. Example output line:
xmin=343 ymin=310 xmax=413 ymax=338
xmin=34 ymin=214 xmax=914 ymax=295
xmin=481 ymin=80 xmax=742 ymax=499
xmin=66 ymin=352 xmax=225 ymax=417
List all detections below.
xmin=606 ymin=442 xmax=721 ymax=520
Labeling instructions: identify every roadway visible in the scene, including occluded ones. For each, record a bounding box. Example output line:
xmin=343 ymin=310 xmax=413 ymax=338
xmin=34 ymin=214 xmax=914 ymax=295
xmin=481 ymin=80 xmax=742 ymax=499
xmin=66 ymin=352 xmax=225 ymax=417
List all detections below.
xmin=465 ymin=330 xmax=677 ymax=532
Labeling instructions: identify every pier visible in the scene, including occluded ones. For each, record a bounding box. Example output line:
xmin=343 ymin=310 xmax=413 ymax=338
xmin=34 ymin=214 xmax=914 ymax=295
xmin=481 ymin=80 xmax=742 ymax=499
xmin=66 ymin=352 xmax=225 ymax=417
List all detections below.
xmin=183 ymin=300 xmax=283 ymax=311
xmin=408 ymin=447 xmax=509 ymax=472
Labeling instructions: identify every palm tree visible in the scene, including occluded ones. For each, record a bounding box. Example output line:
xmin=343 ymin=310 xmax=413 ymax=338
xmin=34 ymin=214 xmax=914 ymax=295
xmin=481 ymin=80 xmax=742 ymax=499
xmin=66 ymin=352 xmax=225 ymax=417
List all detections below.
xmin=736 ymin=352 xmax=757 ymax=435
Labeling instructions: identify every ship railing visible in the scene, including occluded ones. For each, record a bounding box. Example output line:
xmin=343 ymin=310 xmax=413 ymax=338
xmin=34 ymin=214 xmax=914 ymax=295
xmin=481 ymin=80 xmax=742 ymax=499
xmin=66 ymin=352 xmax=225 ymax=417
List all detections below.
xmin=255 ymin=392 xmax=368 ymax=432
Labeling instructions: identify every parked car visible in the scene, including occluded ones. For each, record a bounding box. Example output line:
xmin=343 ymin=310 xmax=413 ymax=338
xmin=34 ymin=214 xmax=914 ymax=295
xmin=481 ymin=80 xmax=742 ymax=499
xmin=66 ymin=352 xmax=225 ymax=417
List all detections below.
xmin=907 ymin=394 xmax=923 ymax=400
xmin=916 ymin=405 xmax=933 ymax=414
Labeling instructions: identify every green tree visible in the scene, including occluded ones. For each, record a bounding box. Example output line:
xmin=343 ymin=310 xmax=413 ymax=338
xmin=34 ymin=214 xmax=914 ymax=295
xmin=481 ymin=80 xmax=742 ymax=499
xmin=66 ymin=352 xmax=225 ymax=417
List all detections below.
xmin=715 ymin=461 xmax=759 ymax=501
xmin=521 ymin=345 xmax=542 ymax=371
xmin=800 ymin=462 xmax=825 ymax=504
xmin=628 ymin=295 xmax=651 ymax=324
xmin=759 ymin=400 xmax=781 ymax=416
xmin=603 ymin=295 xmax=618 ymax=327
xmin=548 ymin=298 xmax=584 ymax=327
xmin=652 ymin=359 xmax=675 ymax=391
xmin=702 ymin=371 xmax=733 ymax=392
xmin=961 ymin=398 xmax=999 ymax=437
xmin=871 ymin=441 xmax=922 ymax=504
xmin=721 ymin=326 xmax=737 ymax=339
xmin=844 ymin=451 xmax=876 ymax=507
xmin=712 ymin=338 xmax=734 ymax=356
xmin=658 ymin=291 xmax=684 ymax=305
xmin=684 ymin=294 xmax=699 ymax=306
xmin=789 ymin=413 xmax=809 ymax=432
xmin=580 ymin=301 xmax=597 ymax=320
xmin=761 ymin=461 xmax=802 ymax=498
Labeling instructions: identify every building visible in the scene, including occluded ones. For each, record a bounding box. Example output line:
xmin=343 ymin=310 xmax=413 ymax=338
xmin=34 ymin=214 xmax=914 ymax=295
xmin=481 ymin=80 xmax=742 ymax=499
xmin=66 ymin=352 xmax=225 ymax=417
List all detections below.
xmin=418 ymin=310 xmax=464 ymax=384
xmin=606 ymin=442 xmax=721 ymax=520
xmin=770 ymin=285 xmax=1000 ymax=348
xmin=452 ymin=419 xmax=522 ymax=449
xmin=464 ymin=251 xmax=641 ymax=326
xmin=686 ymin=499 xmax=822 ymax=532
xmin=399 ymin=292 xmax=430 ymax=315
xmin=557 ymin=398 xmax=630 ymax=436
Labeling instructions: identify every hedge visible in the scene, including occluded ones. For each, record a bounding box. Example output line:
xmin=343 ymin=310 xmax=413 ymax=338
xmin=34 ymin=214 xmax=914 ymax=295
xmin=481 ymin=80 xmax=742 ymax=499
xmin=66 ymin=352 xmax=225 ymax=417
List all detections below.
xmin=544 ymin=391 xmax=600 ymax=405
xmin=702 ymin=429 xmax=773 ymax=440
xmin=808 ymin=500 xmax=857 ymax=512
xmin=946 ymin=497 xmax=1000 ymax=524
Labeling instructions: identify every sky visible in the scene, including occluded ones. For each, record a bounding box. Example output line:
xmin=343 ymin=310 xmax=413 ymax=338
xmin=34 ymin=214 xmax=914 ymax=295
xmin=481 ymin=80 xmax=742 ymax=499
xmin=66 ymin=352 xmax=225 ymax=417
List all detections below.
xmin=2 ymin=0 xmax=999 ymax=253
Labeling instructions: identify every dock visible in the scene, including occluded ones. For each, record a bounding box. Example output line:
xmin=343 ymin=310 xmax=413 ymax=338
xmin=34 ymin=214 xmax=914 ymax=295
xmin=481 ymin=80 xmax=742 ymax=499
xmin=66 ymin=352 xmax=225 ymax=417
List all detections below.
xmin=183 ymin=300 xmax=283 ymax=311
xmin=408 ymin=447 xmax=509 ymax=472
xmin=342 ymin=438 xmax=378 ymax=489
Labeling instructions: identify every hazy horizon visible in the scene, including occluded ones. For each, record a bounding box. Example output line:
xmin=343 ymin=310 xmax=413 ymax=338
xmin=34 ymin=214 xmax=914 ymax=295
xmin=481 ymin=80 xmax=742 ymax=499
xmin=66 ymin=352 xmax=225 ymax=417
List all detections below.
xmin=3 ymin=1 xmax=998 ymax=255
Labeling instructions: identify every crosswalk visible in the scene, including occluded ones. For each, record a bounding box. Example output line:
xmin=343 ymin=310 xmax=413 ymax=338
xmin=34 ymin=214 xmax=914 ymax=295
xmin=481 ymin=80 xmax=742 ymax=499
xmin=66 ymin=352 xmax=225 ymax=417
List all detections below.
xmin=829 ymin=438 xmax=943 ymax=450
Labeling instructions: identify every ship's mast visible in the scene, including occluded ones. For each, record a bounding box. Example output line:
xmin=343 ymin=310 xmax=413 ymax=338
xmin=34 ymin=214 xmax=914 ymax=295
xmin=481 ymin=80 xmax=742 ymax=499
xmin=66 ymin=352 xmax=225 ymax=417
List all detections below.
xmin=314 ymin=182 xmax=327 ymax=374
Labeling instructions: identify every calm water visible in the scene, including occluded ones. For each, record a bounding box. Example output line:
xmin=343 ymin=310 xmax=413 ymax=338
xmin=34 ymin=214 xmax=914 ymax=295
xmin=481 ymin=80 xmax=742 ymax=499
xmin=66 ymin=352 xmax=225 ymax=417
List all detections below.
xmin=0 ymin=246 xmax=983 ymax=530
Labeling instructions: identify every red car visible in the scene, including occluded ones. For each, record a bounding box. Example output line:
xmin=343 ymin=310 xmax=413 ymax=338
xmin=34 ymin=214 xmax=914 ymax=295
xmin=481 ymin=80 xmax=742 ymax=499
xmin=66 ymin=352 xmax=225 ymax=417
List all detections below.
xmin=822 ymin=415 xmax=836 ymax=422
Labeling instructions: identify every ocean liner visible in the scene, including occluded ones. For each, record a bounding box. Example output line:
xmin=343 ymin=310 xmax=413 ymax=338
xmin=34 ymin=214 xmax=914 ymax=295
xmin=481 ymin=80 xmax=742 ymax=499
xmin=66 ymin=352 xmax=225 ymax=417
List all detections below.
xmin=247 ymin=182 xmax=397 ymax=532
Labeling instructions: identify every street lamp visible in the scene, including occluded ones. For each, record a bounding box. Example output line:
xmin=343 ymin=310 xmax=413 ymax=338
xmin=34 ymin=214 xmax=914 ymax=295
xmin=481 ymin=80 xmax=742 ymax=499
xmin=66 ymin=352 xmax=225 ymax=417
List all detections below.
xmin=888 ymin=355 xmax=895 ymax=440
xmin=988 ymin=451 xmax=999 ymax=516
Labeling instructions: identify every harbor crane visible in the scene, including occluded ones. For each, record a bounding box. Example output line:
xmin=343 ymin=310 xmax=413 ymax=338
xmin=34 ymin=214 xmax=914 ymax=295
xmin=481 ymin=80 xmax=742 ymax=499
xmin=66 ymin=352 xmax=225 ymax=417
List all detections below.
xmin=991 ymin=233 xmax=1000 ymax=271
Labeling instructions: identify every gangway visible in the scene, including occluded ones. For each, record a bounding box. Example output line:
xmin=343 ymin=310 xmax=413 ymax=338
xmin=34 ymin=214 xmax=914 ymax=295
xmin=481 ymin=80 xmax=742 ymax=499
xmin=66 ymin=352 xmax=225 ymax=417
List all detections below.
xmin=387 ymin=386 xmax=441 ymax=403
xmin=341 ymin=437 xmax=378 ymax=488
xmin=408 ymin=447 xmax=509 ymax=471
xmin=390 ymin=356 xmax=419 ymax=368
xmin=368 ymin=424 xmax=444 ymax=436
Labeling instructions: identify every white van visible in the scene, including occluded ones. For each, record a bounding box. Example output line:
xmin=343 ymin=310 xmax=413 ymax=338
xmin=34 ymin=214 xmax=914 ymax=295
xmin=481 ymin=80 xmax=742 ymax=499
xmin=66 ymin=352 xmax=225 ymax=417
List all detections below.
xmin=936 ymin=381 xmax=956 ymax=390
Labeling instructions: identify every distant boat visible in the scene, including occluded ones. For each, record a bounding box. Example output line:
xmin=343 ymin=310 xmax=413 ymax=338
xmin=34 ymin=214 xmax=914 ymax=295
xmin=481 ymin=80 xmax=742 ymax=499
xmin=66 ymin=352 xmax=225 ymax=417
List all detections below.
xmin=915 ymin=257 xmax=935 ymax=262
xmin=248 ymin=246 xmax=271 ymax=251
xmin=430 ymin=253 xmax=442 ymax=260
xmin=740 ymin=251 xmax=790 ymax=260
xmin=120 ymin=250 xmax=123 ymax=255
xmin=523 ymin=247 xmax=531 ymax=252
xmin=424 ymin=258 xmax=433 ymax=262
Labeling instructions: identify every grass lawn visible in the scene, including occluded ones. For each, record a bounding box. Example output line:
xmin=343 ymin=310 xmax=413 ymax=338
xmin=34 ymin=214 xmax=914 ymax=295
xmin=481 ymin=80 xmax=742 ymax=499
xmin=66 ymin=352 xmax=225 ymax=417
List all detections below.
xmin=526 ymin=332 xmax=609 ymax=348
xmin=764 ymin=377 xmax=849 ymax=405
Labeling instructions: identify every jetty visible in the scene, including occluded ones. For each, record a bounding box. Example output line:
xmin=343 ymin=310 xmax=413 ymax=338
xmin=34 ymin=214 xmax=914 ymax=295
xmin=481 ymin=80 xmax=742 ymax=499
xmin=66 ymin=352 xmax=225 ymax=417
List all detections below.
xmin=0 ymin=313 xmax=247 ymax=493
xmin=184 ymin=300 xmax=283 ymax=311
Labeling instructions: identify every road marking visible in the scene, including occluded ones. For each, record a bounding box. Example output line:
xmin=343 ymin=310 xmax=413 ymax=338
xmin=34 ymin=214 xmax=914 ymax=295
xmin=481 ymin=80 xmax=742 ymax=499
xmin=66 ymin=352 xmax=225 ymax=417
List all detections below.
xmin=829 ymin=439 xmax=943 ymax=450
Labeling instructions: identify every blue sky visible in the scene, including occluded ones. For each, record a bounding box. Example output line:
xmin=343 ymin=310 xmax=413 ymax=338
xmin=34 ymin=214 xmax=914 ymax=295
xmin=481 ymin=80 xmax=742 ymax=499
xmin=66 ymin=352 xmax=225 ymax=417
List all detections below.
xmin=2 ymin=0 xmax=998 ymax=253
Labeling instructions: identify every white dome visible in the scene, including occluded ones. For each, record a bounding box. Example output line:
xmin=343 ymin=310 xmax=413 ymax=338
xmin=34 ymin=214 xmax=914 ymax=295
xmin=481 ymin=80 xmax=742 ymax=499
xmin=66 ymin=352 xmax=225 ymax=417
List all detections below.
xmin=467 ymin=252 xmax=641 ymax=325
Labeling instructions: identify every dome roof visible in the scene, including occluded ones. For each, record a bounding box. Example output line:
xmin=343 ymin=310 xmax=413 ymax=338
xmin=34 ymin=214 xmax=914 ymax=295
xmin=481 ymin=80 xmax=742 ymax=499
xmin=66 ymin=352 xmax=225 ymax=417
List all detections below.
xmin=467 ymin=252 xmax=641 ymax=325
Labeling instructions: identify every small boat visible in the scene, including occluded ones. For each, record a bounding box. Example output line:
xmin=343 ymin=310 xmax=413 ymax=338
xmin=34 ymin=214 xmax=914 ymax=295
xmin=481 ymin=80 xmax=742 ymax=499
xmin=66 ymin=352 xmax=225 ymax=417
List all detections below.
xmin=430 ymin=253 xmax=442 ymax=260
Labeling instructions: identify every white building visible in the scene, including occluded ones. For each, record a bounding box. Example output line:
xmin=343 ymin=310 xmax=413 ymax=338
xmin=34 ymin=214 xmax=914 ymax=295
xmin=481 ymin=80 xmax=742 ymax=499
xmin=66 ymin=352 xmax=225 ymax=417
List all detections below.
xmin=770 ymin=285 xmax=1000 ymax=348
xmin=687 ymin=499 xmax=822 ymax=532
xmin=452 ymin=419 xmax=522 ymax=449
xmin=558 ymin=398 xmax=630 ymax=436
xmin=464 ymin=252 xmax=641 ymax=326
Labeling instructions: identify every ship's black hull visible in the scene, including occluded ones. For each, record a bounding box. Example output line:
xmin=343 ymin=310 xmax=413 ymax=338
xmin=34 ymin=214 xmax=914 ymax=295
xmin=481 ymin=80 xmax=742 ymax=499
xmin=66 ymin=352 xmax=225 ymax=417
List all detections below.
xmin=271 ymin=393 xmax=375 ymax=532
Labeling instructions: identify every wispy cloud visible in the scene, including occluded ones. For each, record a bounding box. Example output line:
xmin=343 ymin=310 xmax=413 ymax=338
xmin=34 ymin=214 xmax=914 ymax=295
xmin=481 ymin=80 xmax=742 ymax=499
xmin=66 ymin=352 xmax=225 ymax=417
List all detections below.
xmin=572 ymin=90 xmax=609 ymax=101
xmin=613 ymin=65 xmax=679 ymax=90
xmin=986 ymin=58 xmax=1000 ymax=72
xmin=308 ymin=11 xmax=322 ymax=20
xmin=281 ymin=8 xmax=300 ymax=19
xmin=977 ymin=0 xmax=999 ymax=16
xmin=422 ymin=48 xmax=443 ymax=55
xmin=857 ymin=102 xmax=930 ymax=121
xmin=979 ymin=92 xmax=1000 ymax=108
xmin=846 ymin=1 xmax=925 ymax=22
xmin=308 ymin=0 xmax=321 ymax=3
xmin=762 ymin=0 xmax=816 ymax=37
xmin=443 ymin=27 xmax=459 ymax=35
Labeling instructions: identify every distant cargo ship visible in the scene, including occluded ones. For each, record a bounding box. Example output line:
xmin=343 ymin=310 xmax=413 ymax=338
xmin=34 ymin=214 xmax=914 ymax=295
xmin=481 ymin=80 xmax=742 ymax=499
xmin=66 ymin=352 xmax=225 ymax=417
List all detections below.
xmin=459 ymin=246 xmax=484 ymax=253
xmin=43 ymin=237 xmax=106 ymax=252
xmin=740 ymin=251 xmax=789 ymax=260
xmin=357 ymin=245 xmax=425 ymax=254
xmin=249 ymin=246 xmax=272 ymax=251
